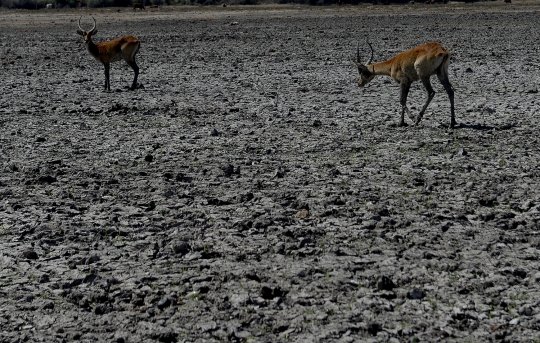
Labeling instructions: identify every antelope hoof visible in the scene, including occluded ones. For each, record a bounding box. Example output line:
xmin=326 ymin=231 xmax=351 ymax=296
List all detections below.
xmin=398 ymin=121 xmax=408 ymax=127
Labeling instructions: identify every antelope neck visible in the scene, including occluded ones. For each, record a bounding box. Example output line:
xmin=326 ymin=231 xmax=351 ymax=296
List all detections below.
xmin=85 ymin=40 xmax=100 ymax=57
xmin=367 ymin=60 xmax=392 ymax=77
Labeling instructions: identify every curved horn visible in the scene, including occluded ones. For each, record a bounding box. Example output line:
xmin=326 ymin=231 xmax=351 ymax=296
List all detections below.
xmin=356 ymin=41 xmax=361 ymax=64
xmin=90 ymin=17 xmax=97 ymax=33
xmin=78 ymin=16 xmax=83 ymax=31
xmin=366 ymin=40 xmax=374 ymax=65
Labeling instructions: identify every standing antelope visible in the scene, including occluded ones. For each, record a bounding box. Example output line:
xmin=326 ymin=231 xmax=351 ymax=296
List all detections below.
xmin=355 ymin=42 xmax=455 ymax=128
xmin=77 ymin=16 xmax=141 ymax=91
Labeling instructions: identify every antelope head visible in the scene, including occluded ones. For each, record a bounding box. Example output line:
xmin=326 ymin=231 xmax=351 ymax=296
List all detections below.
xmin=76 ymin=16 xmax=98 ymax=44
xmin=355 ymin=41 xmax=375 ymax=87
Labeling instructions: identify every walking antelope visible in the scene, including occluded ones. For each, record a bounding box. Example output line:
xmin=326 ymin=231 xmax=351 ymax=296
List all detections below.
xmin=76 ymin=16 xmax=141 ymax=91
xmin=355 ymin=42 xmax=455 ymax=128
xmin=133 ymin=2 xmax=145 ymax=10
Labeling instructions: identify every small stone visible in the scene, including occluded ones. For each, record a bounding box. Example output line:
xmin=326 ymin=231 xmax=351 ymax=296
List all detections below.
xmin=513 ymin=269 xmax=527 ymax=279
xmin=273 ymin=168 xmax=284 ymax=178
xmin=157 ymin=297 xmax=171 ymax=309
xmin=440 ymin=221 xmax=451 ymax=232
xmin=297 ymin=270 xmax=307 ymax=277
xmin=42 ymin=301 xmax=54 ymax=310
xmin=295 ymin=209 xmax=308 ymax=219
xmin=298 ymin=237 xmax=314 ymax=248
xmin=377 ymin=276 xmax=396 ymax=291
xmin=313 ymin=119 xmax=322 ymax=127
xmin=367 ymin=323 xmax=382 ymax=336
xmin=144 ymin=154 xmax=153 ymax=162
xmin=509 ymin=318 xmax=519 ymax=325
xmin=221 ymin=164 xmax=234 ymax=177
xmin=26 ymin=295 xmax=34 ymax=302
xmin=194 ymin=284 xmax=210 ymax=294
xmin=100 ymin=280 xmax=110 ymax=291
xmin=38 ymin=175 xmax=56 ymax=184
xmin=465 ymin=67 xmax=473 ymax=73
xmin=22 ymin=250 xmax=38 ymax=260
xmin=519 ymin=307 xmax=533 ymax=316
xmin=86 ymin=255 xmax=100 ymax=264
xmin=210 ymin=128 xmax=219 ymax=136
xmin=408 ymin=288 xmax=424 ymax=299
xmin=172 ymin=241 xmax=190 ymax=254
xmin=261 ymin=286 xmax=273 ymax=300
xmin=35 ymin=136 xmax=46 ymax=142
xmin=483 ymin=280 xmax=494 ymax=289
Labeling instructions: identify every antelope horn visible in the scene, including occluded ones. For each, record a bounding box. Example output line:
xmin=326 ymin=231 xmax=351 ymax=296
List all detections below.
xmin=78 ymin=16 xmax=83 ymax=31
xmin=90 ymin=17 xmax=97 ymax=33
xmin=366 ymin=40 xmax=374 ymax=65
xmin=356 ymin=41 xmax=361 ymax=64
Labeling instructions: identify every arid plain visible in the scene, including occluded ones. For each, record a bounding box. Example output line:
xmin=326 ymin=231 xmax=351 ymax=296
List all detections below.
xmin=1 ymin=2 xmax=540 ymax=342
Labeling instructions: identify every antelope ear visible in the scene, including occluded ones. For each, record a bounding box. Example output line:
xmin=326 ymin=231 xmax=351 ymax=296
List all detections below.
xmin=90 ymin=29 xmax=98 ymax=36
xmin=76 ymin=29 xmax=84 ymax=35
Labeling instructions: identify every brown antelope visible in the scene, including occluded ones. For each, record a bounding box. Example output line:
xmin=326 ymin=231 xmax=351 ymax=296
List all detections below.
xmin=355 ymin=41 xmax=456 ymax=128
xmin=133 ymin=2 xmax=145 ymax=9
xmin=76 ymin=17 xmax=141 ymax=91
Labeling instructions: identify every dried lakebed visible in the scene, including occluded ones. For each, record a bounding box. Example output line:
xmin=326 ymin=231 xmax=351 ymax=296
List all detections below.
xmin=1 ymin=4 xmax=540 ymax=342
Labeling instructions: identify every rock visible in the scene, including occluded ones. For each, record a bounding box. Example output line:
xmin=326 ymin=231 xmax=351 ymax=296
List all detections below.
xmin=367 ymin=323 xmax=382 ymax=336
xmin=157 ymin=297 xmax=171 ymax=309
xmin=260 ymin=286 xmax=273 ymax=300
xmin=144 ymin=154 xmax=154 ymax=162
xmin=210 ymin=128 xmax=220 ymax=136
xmin=38 ymin=175 xmax=56 ymax=184
xmin=22 ymin=250 xmax=38 ymax=260
xmin=295 ymin=209 xmax=309 ymax=218
xmin=221 ymin=164 xmax=234 ymax=177
xmin=377 ymin=276 xmax=395 ymax=291
xmin=513 ymin=269 xmax=527 ymax=279
xmin=172 ymin=241 xmax=190 ymax=254
xmin=408 ymin=289 xmax=424 ymax=300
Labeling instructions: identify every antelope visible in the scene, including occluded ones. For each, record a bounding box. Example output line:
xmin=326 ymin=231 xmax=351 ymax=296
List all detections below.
xmin=354 ymin=41 xmax=456 ymax=128
xmin=133 ymin=2 xmax=145 ymax=9
xmin=76 ymin=16 xmax=140 ymax=91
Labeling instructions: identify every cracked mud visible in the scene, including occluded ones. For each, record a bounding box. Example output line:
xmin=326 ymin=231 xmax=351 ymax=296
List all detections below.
xmin=1 ymin=3 xmax=540 ymax=342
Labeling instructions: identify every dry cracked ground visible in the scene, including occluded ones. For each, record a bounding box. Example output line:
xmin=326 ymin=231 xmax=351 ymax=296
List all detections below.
xmin=1 ymin=2 xmax=540 ymax=342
